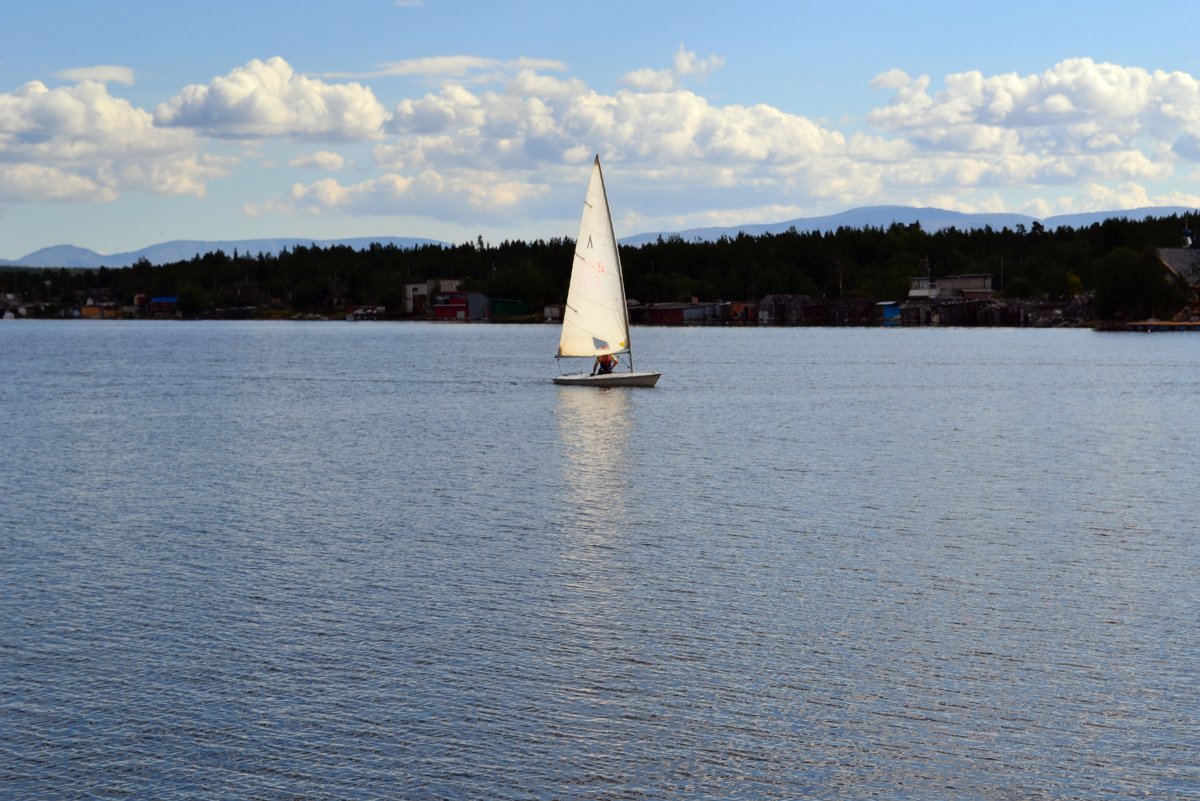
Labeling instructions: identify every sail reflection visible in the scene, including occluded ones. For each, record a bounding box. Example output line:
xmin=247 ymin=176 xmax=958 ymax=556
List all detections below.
xmin=555 ymin=386 xmax=633 ymax=524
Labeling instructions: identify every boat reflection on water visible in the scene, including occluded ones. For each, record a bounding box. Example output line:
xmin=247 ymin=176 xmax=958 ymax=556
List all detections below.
xmin=551 ymin=385 xmax=640 ymax=637
xmin=554 ymin=384 xmax=633 ymax=525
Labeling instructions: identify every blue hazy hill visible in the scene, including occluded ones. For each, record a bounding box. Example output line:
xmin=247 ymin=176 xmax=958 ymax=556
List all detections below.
xmin=3 ymin=205 xmax=1196 ymax=267
xmin=0 ymin=236 xmax=446 ymax=268
xmin=620 ymin=205 xmax=1197 ymax=245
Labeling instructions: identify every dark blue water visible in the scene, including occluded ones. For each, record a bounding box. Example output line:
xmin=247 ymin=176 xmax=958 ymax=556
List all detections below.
xmin=2 ymin=321 xmax=1197 ymax=799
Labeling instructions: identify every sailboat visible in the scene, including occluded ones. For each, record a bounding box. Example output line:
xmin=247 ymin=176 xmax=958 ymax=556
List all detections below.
xmin=553 ymin=156 xmax=661 ymax=387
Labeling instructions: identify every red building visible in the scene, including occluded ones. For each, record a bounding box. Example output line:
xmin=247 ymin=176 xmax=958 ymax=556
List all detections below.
xmin=432 ymin=291 xmax=489 ymax=320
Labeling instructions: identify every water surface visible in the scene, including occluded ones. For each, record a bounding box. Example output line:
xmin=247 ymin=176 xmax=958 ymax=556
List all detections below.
xmin=2 ymin=321 xmax=1196 ymax=799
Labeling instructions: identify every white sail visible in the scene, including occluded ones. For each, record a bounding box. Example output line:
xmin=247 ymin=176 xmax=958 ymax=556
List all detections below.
xmin=557 ymin=156 xmax=631 ymax=358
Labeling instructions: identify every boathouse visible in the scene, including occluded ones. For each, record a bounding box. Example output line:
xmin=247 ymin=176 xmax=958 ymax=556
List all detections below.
xmin=907 ymin=274 xmax=994 ymax=300
xmin=432 ymin=290 xmax=489 ymax=321
xmin=757 ymin=294 xmax=832 ymax=325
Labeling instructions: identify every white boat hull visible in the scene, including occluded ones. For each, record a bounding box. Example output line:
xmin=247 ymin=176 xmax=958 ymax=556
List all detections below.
xmin=553 ymin=371 xmax=661 ymax=388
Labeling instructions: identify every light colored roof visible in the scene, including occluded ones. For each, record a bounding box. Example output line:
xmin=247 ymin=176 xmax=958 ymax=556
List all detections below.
xmin=1158 ymin=248 xmax=1200 ymax=283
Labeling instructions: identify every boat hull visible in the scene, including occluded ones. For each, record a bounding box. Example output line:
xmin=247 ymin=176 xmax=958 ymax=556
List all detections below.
xmin=553 ymin=371 xmax=661 ymax=388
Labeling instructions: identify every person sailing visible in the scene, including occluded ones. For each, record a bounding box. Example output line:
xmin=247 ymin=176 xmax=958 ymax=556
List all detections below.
xmin=592 ymin=353 xmax=618 ymax=376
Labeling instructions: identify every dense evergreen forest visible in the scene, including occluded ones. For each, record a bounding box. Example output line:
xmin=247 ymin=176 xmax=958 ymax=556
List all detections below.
xmin=1 ymin=213 xmax=1195 ymax=321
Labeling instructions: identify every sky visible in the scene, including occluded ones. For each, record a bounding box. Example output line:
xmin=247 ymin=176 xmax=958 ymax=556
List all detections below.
xmin=4 ymin=0 xmax=1200 ymax=259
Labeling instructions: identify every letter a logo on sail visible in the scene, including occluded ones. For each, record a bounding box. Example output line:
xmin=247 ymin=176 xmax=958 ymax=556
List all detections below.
xmin=586 ymin=235 xmax=593 ymax=249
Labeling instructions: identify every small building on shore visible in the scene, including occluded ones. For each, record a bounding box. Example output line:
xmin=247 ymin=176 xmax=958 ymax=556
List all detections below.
xmin=638 ymin=300 xmax=729 ymax=325
xmin=877 ymin=301 xmax=901 ymax=326
xmin=406 ymin=278 xmax=461 ymax=316
xmin=490 ymin=298 xmax=530 ymax=319
xmin=757 ymin=294 xmax=832 ymax=325
xmin=1157 ymin=225 xmax=1200 ymax=309
xmin=729 ymin=300 xmax=757 ymax=323
xmin=907 ymin=274 xmax=994 ymax=300
xmin=148 ymin=296 xmax=179 ymax=317
xmin=432 ymin=290 xmax=488 ymax=321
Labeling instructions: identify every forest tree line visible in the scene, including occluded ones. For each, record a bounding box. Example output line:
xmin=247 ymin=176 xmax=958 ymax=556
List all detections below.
xmin=1 ymin=213 xmax=1195 ymax=320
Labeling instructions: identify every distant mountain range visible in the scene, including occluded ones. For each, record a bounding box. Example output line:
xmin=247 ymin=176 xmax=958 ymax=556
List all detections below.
xmin=0 ymin=236 xmax=445 ymax=269
xmin=2 ymin=205 xmax=1196 ymax=268
xmin=620 ymin=204 xmax=1198 ymax=246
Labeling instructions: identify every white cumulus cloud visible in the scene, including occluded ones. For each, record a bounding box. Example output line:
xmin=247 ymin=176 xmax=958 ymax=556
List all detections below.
xmin=10 ymin=46 xmax=1200 ymax=230
xmin=156 ymin=56 xmax=390 ymax=140
xmin=853 ymin=57 xmax=1200 ymax=214
xmin=868 ymin=57 xmax=1200 ymax=148
xmin=621 ymin=45 xmax=724 ymax=91
xmin=248 ymin=168 xmax=547 ymax=222
xmin=55 ymin=65 xmax=136 ymax=85
xmin=0 ymin=163 xmax=113 ymax=203
xmin=290 ymin=150 xmax=347 ymax=170
xmin=0 ymin=79 xmax=219 ymax=202
xmin=321 ymin=55 xmax=567 ymax=85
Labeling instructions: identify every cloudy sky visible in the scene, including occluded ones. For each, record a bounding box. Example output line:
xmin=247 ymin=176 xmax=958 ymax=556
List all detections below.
xmin=3 ymin=0 xmax=1200 ymax=258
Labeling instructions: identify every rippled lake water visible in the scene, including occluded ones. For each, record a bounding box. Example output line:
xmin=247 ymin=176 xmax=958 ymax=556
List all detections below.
xmin=2 ymin=320 xmax=1197 ymax=800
